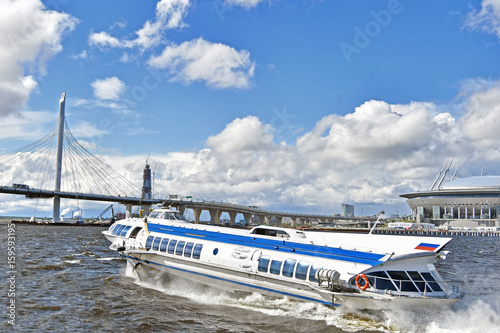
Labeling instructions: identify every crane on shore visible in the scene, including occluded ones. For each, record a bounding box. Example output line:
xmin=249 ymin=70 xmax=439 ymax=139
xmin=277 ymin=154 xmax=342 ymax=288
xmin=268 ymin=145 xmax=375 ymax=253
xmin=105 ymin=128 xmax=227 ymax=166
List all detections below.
xmin=97 ymin=205 xmax=115 ymax=223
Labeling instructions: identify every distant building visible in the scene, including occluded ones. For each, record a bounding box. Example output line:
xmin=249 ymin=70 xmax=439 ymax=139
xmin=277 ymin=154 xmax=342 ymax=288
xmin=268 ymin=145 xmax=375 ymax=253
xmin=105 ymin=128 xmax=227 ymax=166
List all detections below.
xmin=341 ymin=203 xmax=355 ymax=217
xmin=400 ymin=175 xmax=500 ymax=228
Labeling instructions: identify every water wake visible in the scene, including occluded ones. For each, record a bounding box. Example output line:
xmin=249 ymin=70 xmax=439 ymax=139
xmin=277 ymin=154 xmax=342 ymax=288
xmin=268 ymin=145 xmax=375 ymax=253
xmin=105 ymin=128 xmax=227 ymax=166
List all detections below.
xmin=123 ymin=267 xmax=393 ymax=332
xmin=372 ymin=297 xmax=500 ymax=333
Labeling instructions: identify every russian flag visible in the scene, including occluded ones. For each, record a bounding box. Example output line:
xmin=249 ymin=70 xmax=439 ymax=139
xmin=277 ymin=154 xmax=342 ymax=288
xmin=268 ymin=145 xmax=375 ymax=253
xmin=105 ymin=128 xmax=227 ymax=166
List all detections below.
xmin=415 ymin=242 xmax=440 ymax=251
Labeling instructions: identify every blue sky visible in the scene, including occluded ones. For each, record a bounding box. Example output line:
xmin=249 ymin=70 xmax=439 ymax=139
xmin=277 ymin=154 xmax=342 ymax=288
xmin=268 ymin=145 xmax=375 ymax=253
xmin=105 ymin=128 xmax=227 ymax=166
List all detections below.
xmin=1 ymin=0 xmax=500 ymax=218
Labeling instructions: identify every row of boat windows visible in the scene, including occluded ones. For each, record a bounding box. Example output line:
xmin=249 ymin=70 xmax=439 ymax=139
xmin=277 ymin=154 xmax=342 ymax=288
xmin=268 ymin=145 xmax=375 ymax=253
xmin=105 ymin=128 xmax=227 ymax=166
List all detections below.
xmin=109 ymin=224 xmax=134 ymax=237
xmin=359 ymin=270 xmax=443 ymax=293
xmin=258 ymin=256 xmax=322 ymax=282
xmin=145 ymin=235 xmax=203 ymax=259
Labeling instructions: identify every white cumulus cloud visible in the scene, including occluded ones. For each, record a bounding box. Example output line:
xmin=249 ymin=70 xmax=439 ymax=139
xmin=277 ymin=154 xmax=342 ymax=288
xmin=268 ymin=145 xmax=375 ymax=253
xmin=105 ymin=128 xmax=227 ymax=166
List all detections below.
xmin=460 ymin=81 xmax=500 ymax=150
xmin=147 ymin=37 xmax=255 ymax=89
xmin=91 ymin=77 xmax=126 ymax=101
xmin=100 ymin=80 xmax=500 ymax=215
xmin=88 ymin=31 xmax=122 ymax=48
xmin=88 ymin=0 xmax=190 ymax=50
xmin=465 ymin=0 xmax=500 ymax=38
xmin=6 ymin=77 xmax=500 ymax=216
xmin=0 ymin=0 xmax=77 ymax=116
xmin=224 ymin=0 xmax=265 ymax=8
xmin=206 ymin=116 xmax=274 ymax=153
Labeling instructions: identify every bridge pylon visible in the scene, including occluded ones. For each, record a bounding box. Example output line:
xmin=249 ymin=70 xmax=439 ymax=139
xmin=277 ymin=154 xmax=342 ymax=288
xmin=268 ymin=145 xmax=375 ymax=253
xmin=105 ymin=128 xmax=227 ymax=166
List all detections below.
xmin=53 ymin=92 xmax=66 ymax=222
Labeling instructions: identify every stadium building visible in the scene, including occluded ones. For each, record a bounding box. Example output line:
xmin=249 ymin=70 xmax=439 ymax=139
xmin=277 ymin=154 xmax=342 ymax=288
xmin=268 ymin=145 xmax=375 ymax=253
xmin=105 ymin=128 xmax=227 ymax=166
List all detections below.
xmin=400 ymin=163 xmax=500 ymax=229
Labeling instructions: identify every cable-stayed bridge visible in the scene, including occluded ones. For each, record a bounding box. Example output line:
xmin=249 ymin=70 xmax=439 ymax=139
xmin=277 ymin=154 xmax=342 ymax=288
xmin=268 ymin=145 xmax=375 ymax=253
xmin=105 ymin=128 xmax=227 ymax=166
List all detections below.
xmin=0 ymin=93 xmax=162 ymax=221
xmin=0 ymin=93 xmax=369 ymax=226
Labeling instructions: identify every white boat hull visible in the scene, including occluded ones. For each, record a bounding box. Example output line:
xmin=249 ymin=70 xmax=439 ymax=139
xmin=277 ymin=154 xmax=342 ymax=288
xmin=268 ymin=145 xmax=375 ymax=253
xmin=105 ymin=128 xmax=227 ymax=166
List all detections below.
xmin=103 ymin=208 xmax=465 ymax=310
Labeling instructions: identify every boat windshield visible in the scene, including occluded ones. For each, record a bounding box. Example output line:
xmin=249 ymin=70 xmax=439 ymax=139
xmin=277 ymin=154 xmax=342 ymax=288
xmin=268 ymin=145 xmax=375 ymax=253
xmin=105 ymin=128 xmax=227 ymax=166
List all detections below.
xmin=149 ymin=210 xmax=186 ymax=221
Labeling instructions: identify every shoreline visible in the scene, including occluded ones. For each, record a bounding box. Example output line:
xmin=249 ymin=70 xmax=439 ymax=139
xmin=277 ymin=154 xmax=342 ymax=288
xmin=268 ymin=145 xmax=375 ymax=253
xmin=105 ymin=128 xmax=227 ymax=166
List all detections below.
xmin=1 ymin=219 xmax=111 ymax=227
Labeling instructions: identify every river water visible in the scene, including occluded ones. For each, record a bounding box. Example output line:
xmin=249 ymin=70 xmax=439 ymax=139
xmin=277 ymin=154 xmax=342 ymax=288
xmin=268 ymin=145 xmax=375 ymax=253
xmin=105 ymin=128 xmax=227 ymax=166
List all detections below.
xmin=1 ymin=223 xmax=499 ymax=332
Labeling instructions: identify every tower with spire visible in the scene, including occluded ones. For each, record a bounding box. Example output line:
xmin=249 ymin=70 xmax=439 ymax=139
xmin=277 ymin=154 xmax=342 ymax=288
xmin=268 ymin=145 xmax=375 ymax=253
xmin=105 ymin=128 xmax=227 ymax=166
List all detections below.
xmin=141 ymin=161 xmax=152 ymax=200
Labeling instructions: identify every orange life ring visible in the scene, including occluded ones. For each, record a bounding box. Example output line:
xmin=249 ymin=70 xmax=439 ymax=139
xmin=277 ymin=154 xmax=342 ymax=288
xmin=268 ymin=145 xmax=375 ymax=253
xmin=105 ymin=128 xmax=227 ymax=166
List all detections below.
xmin=355 ymin=274 xmax=370 ymax=290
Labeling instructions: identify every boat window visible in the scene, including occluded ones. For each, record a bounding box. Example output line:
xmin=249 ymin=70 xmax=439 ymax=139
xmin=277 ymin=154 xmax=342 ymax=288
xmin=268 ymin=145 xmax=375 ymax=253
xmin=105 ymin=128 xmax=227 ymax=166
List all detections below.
xmin=387 ymin=271 xmax=418 ymax=292
xmin=145 ymin=235 xmax=154 ymax=250
xmin=251 ymin=228 xmax=289 ymax=238
xmin=109 ymin=224 xmax=119 ymax=234
xmin=152 ymin=237 xmax=162 ymax=251
xmin=109 ymin=224 xmax=118 ymax=234
xmin=148 ymin=211 xmax=160 ymax=219
xmin=159 ymin=238 xmax=169 ymax=252
xmin=407 ymin=271 xmax=430 ymax=293
xmin=193 ymin=244 xmax=203 ymax=259
xmin=258 ymin=255 xmax=271 ymax=273
xmin=365 ymin=271 xmax=397 ymax=291
xmin=129 ymin=227 xmax=141 ymax=239
xmin=158 ymin=212 xmax=187 ymax=220
xmin=173 ymin=213 xmax=186 ymax=221
xmin=120 ymin=225 xmax=132 ymax=237
xmin=114 ymin=225 xmax=126 ymax=236
xmin=270 ymin=259 xmax=282 ymax=275
xmin=309 ymin=264 xmax=322 ymax=282
xmin=282 ymin=259 xmax=297 ymax=278
xmin=421 ymin=272 xmax=443 ymax=292
xmin=176 ymin=241 xmax=186 ymax=255
xmin=184 ymin=242 xmax=194 ymax=257
xmin=168 ymin=240 xmax=177 ymax=254
xmin=295 ymin=262 xmax=309 ymax=280
xmin=117 ymin=225 xmax=127 ymax=235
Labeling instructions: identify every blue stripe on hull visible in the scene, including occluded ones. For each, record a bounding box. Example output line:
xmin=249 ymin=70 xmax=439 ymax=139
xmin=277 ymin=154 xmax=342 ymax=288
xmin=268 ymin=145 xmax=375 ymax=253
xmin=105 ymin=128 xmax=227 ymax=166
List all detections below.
xmin=123 ymin=254 xmax=336 ymax=306
xmin=147 ymin=223 xmax=384 ymax=266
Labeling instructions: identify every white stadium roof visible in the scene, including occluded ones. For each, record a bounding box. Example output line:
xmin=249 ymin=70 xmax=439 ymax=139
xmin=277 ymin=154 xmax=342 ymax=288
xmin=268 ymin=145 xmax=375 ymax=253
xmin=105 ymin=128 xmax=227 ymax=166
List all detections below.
xmin=441 ymin=176 xmax=500 ymax=190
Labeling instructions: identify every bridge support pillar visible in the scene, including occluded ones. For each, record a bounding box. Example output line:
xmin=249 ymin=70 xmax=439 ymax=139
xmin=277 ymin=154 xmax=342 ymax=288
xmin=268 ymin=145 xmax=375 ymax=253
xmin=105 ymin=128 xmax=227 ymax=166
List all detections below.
xmin=209 ymin=208 xmax=222 ymax=225
xmin=275 ymin=216 xmax=283 ymax=226
xmin=256 ymin=215 xmax=265 ymax=224
xmin=141 ymin=204 xmax=151 ymax=218
xmin=192 ymin=208 xmax=202 ymax=224
xmin=125 ymin=204 xmax=133 ymax=219
xmin=264 ymin=216 xmax=271 ymax=225
xmin=243 ymin=213 xmax=252 ymax=226
xmin=178 ymin=204 xmax=186 ymax=215
xmin=53 ymin=197 xmax=61 ymax=223
xmin=292 ymin=217 xmax=302 ymax=227
xmin=228 ymin=211 xmax=237 ymax=226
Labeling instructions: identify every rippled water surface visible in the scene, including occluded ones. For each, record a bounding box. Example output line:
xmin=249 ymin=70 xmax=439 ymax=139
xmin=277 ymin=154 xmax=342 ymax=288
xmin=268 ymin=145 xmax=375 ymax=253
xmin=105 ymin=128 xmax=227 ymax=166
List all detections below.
xmin=1 ymin=224 xmax=499 ymax=332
